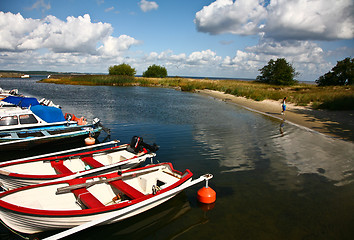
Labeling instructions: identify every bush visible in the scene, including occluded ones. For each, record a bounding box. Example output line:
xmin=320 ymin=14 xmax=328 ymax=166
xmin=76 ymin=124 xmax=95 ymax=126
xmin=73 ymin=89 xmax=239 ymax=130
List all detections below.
xmin=142 ymin=65 xmax=167 ymax=78
xmin=316 ymin=57 xmax=353 ymax=86
xmin=256 ymin=58 xmax=298 ymax=86
xmin=109 ymin=64 xmax=136 ymax=76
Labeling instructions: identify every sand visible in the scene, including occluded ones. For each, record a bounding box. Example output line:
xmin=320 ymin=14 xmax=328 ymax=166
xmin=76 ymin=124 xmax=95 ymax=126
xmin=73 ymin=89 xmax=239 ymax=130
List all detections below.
xmin=196 ymin=89 xmax=354 ymax=142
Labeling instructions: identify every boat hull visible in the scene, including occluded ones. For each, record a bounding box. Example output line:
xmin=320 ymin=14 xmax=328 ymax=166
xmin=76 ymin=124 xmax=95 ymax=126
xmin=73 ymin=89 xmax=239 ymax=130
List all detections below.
xmin=0 ymin=187 xmax=183 ymax=234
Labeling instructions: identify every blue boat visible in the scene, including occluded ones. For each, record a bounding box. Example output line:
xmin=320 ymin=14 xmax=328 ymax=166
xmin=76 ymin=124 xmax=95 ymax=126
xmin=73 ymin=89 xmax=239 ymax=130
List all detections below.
xmin=0 ymin=103 xmax=103 ymax=151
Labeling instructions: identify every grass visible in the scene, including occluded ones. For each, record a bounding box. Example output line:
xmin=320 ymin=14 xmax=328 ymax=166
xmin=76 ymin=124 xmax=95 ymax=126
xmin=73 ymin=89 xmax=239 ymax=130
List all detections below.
xmin=40 ymin=75 xmax=354 ymax=111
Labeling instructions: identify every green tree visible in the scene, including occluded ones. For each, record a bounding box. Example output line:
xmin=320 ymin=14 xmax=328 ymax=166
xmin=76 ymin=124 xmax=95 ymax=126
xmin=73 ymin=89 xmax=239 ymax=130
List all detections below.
xmin=109 ymin=63 xmax=136 ymax=76
xmin=256 ymin=58 xmax=298 ymax=85
xmin=316 ymin=57 xmax=353 ymax=86
xmin=142 ymin=64 xmax=168 ymax=78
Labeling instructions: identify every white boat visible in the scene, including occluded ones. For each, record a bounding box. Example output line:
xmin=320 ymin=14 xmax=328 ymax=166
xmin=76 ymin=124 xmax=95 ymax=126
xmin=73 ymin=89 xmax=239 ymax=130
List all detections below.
xmin=0 ymin=100 xmax=108 ymax=150
xmin=0 ymin=88 xmax=19 ymax=101
xmin=0 ymin=138 xmax=157 ymax=190
xmin=21 ymin=75 xmax=30 ymax=78
xmin=0 ymin=162 xmax=199 ymax=234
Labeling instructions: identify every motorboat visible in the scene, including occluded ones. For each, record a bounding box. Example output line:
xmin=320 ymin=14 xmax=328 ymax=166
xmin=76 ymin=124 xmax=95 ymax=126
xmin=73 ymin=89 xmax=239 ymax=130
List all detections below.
xmin=0 ymin=121 xmax=102 ymax=151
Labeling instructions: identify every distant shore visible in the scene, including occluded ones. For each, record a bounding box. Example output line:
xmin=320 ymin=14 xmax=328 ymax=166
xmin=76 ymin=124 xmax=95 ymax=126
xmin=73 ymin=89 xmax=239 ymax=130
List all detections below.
xmin=39 ymin=75 xmax=354 ymax=141
xmin=197 ymin=89 xmax=354 ymax=142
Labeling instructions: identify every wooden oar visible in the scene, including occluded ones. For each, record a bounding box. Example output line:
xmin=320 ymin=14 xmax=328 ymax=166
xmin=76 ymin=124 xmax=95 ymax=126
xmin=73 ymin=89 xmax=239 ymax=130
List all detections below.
xmin=43 ymin=174 xmax=213 ymax=240
xmin=56 ymin=168 xmax=159 ymax=194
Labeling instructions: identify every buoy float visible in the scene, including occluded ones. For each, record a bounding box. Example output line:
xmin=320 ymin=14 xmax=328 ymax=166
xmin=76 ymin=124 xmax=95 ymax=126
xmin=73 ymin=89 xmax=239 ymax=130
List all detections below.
xmin=85 ymin=137 xmax=95 ymax=146
xmin=197 ymin=175 xmax=216 ymax=204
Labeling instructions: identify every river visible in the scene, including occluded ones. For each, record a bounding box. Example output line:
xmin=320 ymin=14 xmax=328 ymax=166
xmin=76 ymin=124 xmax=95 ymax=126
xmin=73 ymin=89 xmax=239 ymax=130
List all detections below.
xmin=0 ymin=77 xmax=353 ymax=240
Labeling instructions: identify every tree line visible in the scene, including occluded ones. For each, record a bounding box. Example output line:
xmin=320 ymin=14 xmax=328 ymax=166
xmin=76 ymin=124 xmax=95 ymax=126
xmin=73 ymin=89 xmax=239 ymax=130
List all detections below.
xmin=109 ymin=64 xmax=167 ymax=78
xmin=109 ymin=57 xmax=353 ymax=86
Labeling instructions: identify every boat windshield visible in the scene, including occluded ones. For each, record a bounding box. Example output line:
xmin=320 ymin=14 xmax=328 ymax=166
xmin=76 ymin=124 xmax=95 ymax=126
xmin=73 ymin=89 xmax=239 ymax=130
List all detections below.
xmin=0 ymin=116 xmax=18 ymax=126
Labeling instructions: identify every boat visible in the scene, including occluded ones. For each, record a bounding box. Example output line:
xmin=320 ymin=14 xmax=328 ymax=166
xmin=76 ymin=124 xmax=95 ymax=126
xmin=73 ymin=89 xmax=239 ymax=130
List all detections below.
xmin=0 ymin=122 xmax=102 ymax=151
xmin=0 ymin=104 xmax=69 ymax=131
xmin=21 ymin=75 xmax=30 ymax=78
xmin=0 ymin=99 xmax=108 ymax=150
xmin=0 ymin=88 xmax=19 ymax=101
xmin=0 ymin=162 xmax=208 ymax=234
xmin=0 ymin=137 xmax=158 ymax=190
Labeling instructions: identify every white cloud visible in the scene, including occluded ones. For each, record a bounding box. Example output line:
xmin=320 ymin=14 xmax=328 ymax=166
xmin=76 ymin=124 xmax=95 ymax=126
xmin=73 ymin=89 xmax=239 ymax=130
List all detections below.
xmin=139 ymin=0 xmax=159 ymax=13
xmin=105 ymin=7 xmax=115 ymax=12
xmin=98 ymin=35 xmax=141 ymax=56
xmin=265 ymin=0 xmax=354 ymax=40
xmin=194 ymin=0 xmax=266 ymax=35
xmin=0 ymin=12 xmax=41 ymax=51
xmin=28 ymin=0 xmax=51 ymax=12
xmin=222 ymin=39 xmax=332 ymax=80
xmin=195 ymin=0 xmax=354 ymax=40
xmin=0 ymin=12 xmax=139 ymax=55
xmin=187 ymin=49 xmax=222 ymax=65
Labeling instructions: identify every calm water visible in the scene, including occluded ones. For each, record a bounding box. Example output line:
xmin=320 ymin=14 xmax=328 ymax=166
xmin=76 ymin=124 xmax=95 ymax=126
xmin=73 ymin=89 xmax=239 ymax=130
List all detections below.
xmin=1 ymin=77 xmax=354 ymax=240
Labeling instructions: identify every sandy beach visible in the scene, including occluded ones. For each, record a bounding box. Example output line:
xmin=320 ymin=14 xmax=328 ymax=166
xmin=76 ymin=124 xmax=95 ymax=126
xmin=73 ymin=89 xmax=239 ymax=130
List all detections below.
xmin=197 ymin=89 xmax=354 ymax=142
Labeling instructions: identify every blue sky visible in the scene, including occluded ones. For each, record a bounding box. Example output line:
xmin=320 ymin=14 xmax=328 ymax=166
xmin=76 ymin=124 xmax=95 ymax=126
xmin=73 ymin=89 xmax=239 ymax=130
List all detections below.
xmin=0 ymin=0 xmax=353 ymax=81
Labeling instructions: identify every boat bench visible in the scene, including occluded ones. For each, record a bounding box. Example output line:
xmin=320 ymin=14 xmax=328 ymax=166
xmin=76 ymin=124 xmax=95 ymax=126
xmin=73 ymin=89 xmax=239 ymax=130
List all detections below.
xmin=51 ymin=160 xmax=73 ymax=175
xmin=109 ymin=180 xmax=145 ymax=199
xmin=81 ymin=156 xmax=104 ymax=168
xmin=70 ymin=179 xmax=105 ymax=209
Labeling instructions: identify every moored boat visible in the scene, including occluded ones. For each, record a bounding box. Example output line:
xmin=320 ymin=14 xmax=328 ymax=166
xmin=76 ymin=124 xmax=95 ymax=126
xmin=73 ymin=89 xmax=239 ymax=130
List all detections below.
xmin=0 ymin=137 xmax=158 ymax=190
xmin=0 ymin=102 xmax=108 ymax=150
xmin=0 ymin=122 xmax=102 ymax=151
xmin=0 ymin=162 xmax=206 ymax=234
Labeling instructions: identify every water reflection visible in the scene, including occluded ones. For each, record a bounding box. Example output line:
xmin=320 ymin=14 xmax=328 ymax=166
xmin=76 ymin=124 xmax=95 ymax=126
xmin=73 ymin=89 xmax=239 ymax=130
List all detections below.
xmin=270 ymin=125 xmax=354 ymax=187
xmin=191 ymin=98 xmax=354 ymax=188
xmin=279 ymin=118 xmax=285 ymax=135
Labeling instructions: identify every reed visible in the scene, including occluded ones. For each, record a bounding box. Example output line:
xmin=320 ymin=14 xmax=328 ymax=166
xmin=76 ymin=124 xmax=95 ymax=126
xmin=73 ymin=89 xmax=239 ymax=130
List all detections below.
xmin=40 ymin=75 xmax=354 ymax=110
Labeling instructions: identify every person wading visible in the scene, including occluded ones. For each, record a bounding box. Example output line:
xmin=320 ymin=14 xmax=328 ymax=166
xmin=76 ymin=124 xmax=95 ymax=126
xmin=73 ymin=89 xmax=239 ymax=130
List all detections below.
xmin=281 ymin=97 xmax=287 ymax=115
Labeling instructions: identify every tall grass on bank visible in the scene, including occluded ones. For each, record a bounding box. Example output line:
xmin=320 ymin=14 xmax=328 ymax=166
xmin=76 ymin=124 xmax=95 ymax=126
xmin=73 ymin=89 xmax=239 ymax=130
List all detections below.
xmin=40 ymin=76 xmax=354 ymax=110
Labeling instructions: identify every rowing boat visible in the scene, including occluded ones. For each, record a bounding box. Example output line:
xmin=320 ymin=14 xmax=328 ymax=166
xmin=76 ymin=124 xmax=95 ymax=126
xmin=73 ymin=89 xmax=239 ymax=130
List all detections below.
xmin=0 ymin=162 xmax=193 ymax=234
xmin=0 ymin=139 xmax=157 ymax=190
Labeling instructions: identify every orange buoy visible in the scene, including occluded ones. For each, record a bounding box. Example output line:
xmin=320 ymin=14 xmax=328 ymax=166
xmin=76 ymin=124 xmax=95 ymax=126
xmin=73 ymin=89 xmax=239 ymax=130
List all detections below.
xmin=197 ymin=186 xmax=216 ymax=204
xmin=85 ymin=137 xmax=95 ymax=146
xmin=197 ymin=175 xmax=216 ymax=204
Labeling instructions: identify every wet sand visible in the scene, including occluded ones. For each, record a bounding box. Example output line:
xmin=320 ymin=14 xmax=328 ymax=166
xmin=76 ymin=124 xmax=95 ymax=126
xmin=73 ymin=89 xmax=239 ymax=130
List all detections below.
xmin=197 ymin=89 xmax=354 ymax=142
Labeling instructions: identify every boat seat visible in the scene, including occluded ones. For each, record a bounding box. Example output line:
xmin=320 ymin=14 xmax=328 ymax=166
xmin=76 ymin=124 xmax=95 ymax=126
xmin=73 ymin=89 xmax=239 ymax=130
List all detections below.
xmin=50 ymin=160 xmax=73 ymax=175
xmin=69 ymin=179 xmax=105 ymax=209
xmin=81 ymin=156 xmax=104 ymax=168
xmin=109 ymin=180 xmax=145 ymax=199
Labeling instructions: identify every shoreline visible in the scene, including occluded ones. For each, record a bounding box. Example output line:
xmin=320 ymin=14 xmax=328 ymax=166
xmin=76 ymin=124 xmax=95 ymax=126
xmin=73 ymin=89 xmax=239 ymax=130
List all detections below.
xmin=196 ymin=89 xmax=354 ymax=142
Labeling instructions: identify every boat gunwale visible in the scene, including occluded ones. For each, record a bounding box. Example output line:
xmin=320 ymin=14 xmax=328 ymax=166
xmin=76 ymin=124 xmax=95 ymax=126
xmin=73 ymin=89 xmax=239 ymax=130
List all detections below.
xmin=0 ymin=144 xmax=129 ymax=179
xmin=0 ymin=127 xmax=101 ymax=146
xmin=0 ymin=162 xmax=193 ymax=217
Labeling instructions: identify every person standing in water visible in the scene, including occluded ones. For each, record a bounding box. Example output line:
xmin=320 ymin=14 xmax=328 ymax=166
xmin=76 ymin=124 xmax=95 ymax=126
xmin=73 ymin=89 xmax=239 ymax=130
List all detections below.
xmin=281 ymin=97 xmax=286 ymax=115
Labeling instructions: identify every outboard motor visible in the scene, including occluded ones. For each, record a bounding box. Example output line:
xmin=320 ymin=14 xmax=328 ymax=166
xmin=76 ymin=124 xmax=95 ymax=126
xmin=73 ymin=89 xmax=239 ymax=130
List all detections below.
xmin=93 ymin=118 xmax=111 ymax=135
xmin=128 ymin=136 xmax=159 ymax=153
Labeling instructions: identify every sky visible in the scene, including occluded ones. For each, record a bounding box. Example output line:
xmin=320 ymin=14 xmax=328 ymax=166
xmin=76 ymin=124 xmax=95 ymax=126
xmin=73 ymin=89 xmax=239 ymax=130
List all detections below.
xmin=0 ymin=0 xmax=353 ymax=81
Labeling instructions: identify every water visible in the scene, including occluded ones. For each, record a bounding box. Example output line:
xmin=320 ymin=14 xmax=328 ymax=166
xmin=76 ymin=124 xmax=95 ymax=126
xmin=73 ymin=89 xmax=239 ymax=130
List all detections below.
xmin=0 ymin=77 xmax=353 ymax=240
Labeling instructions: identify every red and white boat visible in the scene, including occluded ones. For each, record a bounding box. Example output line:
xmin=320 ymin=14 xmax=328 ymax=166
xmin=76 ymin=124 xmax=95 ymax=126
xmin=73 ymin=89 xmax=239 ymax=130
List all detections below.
xmin=0 ymin=139 xmax=157 ymax=190
xmin=0 ymin=162 xmax=204 ymax=234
